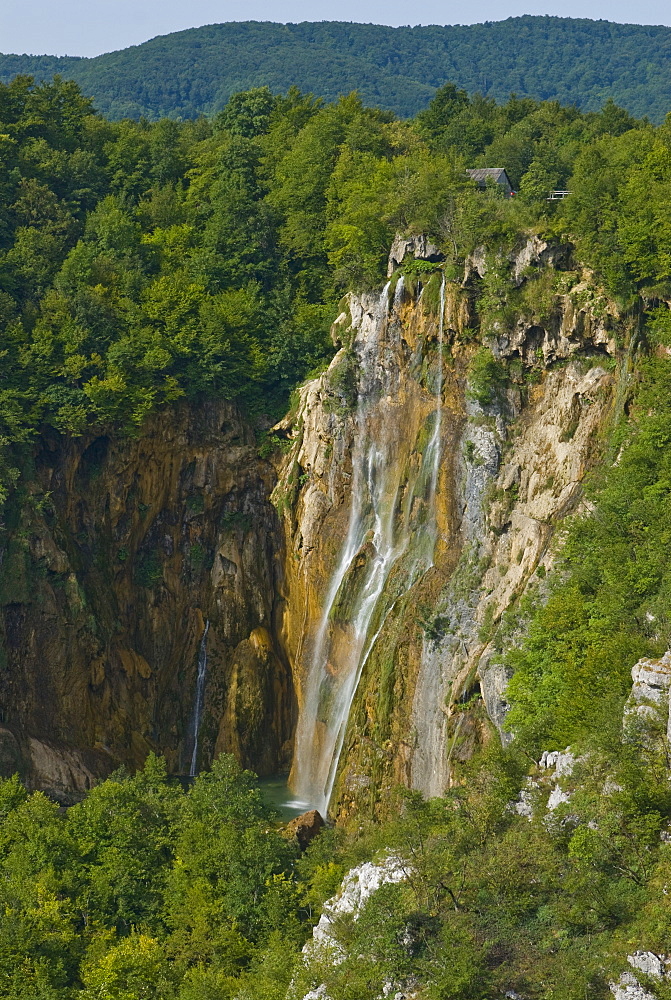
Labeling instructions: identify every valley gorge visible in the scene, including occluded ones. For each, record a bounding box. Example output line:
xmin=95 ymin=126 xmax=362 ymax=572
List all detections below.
xmin=0 ymin=238 xmax=626 ymax=813
xmin=6 ymin=69 xmax=671 ymax=998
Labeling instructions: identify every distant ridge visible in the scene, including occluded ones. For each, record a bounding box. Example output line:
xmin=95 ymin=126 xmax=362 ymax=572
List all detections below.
xmin=2 ymin=17 xmax=671 ymax=121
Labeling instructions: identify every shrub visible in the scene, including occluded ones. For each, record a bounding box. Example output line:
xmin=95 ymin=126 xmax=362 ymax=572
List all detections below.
xmin=466 ymin=348 xmax=507 ymax=406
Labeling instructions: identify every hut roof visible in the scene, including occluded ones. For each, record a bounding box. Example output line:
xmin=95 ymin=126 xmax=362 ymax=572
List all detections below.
xmin=467 ymin=167 xmax=511 ymax=186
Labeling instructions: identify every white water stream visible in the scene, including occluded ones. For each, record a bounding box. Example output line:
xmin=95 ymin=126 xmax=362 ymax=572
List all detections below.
xmin=409 ymin=275 xmax=449 ymax=797
xmin=292 ymin=275 xmax=446 ymax=816
xmin=427 ymin=274 xmax=446 ymax=508
xmin=410 ymin=631 xmax=452 ymax=797
xmin=189 ymin=619 xmax=209 ymax=777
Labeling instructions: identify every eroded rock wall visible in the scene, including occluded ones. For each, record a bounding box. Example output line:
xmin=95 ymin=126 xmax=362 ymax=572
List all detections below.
xmin=0 ymin=400 xmax=294 ymax=799
xmin=0 ymin=243 xmax=632 ymax=811
xmin=273 ymin=261 xmax=624 ymax=819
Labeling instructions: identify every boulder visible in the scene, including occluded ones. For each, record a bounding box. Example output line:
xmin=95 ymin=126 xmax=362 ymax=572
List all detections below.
xmin=287 ymin=809 xmax=325 ymax=850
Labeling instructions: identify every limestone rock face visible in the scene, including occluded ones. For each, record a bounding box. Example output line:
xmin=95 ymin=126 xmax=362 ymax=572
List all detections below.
xmin=24 ymin=737 xmax=105 ymax=804
xmin=466 ymin=236 xmax=572 ymax=286
xmin=299 ymin=856 xmax=412 ymax=1000
xmin=0 ymin=400 xmax=294 ymax=790
xmin=307 ymin=856 xmax=408 ymax=958
xmin=625 ymin=651 xmax=671 ymax=738
xmin=610 ymin=953 xmax=670 ymax=1000
xmin=387 ymin=233 xmax=444 ymax=276
xmin=511 ymin=235 xmax=572 ymax=285
xmin=273 ymin=267 xmax=620 ymax=818
xmin=512 ymin=748 xmax=580 ymax=821
xmin=274 ymin=279 xmax=468 ymax=815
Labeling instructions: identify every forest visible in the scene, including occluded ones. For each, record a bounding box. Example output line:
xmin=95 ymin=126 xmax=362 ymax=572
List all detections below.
xmin=2 ymin=71 xmax=671 ymax=997
xmin=3 ymin=17 xmax=671 ymax=121
xmin=0 ymin=73 xmax=660 ymax=513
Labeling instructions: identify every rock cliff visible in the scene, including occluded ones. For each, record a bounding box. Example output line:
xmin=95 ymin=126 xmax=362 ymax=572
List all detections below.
xmin=273 ymin=248 xmax=625 ymax=819
xmin=0 ymin=241 xmax=633 ymax=811
xmin=0 ymin=400 xmax=294 ymax=800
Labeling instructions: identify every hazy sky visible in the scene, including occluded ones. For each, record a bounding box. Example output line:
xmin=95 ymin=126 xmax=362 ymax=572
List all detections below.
xmin=3 ymin=0 xmax=671 ymax=57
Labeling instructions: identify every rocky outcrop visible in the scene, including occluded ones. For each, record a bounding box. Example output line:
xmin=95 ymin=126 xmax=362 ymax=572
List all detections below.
xmin=512 ymin=747 xmax=577 ymax=819
xmin=387 ymin=233 xmax=444 ymax=276
xmin=511 ymin=236 xmax=573 ymax=285
xmin=465 ymin=236 xmax=573 ymax=285
xmin=540 ymin=748 xmax=576 ymax=812
xmin=286 ymin=809 xmax=325 ymax=850
xmin=273 ymin=262 xmax=621 ymax=818
xmin=0 ymin=400 xmax=294 ymax=794
xmin=304 ymin=856 xmax=408 ymax=963
xmin=624 ymin=651 xmax=671 ymax=738
xmin=611 ymin=953 xmax=670 ymax=1000
xmin=299 ymin=855 xmax=414 ymax=1000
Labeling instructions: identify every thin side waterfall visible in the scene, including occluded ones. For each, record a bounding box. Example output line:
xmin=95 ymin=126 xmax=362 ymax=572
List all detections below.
xmin=427 ymin=275 xmax=446 ymax=514
xmin=410 ymin=275 xmax=453 ymax=797
xmin=291 ymin=274 xmax=446 ymax=816
xmin=189 ymin=620 xmax=209 ymax=777
xmin=410 ymin=634 xmax=451 ymax=797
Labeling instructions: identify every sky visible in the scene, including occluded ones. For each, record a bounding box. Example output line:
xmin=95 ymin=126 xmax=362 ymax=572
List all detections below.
xmin=2 ymin=0 xmax=671 ymax=57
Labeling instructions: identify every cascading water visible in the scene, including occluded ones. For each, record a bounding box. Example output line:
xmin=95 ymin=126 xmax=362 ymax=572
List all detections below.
xmin=427 ymin=275 xmax=446 ymax=508
xmin=410 ymin=631 xmax=452 ymax=797
xmin=291 ymin=274 xmax=447 ymax=816
xmin=189 ymin=619 xmax=209 ymax=777
xmin=410 ymin=275 xmax=452 ymax=797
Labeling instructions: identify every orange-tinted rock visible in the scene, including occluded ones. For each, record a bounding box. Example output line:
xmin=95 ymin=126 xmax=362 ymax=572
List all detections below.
xmin=0 ymin=400 xmax=295 ymax=793
xmin=286 ymin=809 xmax=325 ymax=850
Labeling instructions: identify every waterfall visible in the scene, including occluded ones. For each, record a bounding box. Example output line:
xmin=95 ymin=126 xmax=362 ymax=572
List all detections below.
xmin=189 ymin=619 xmax=209 ymax=777
xmin=427 ymin=274 xmax=446 ymax=514
xmin=410 ymin=274 xmax=450 ymax=797
xmin=291 ymin=274 xmax=446 ymax=816
xmin=410 ymin=632 xmax=452 ymax=797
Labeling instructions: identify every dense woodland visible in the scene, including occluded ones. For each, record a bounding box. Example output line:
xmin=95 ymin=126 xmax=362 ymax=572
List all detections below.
xmin=3 ymin=17 xmax=671 ymax=121
xmin=0 ymin=73 xmax=660 ymax=511
xmin=2 ymin=73 xmax=671 ymax=996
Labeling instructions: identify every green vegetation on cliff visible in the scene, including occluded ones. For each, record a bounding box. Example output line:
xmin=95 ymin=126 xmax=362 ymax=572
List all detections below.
xmin=0 ymin=71 xmax=665 ymax=514
xmin=3 ymin=17 xmax=671 ymax=121
xmin=505 ymin=351 xmax=671 ymax=752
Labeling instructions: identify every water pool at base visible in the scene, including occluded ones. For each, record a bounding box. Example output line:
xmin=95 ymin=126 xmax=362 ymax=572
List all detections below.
xmin=258 ymin=777 xmax=312 ymax=820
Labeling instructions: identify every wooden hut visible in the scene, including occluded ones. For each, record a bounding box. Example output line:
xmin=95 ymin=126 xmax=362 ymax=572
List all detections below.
xmin=466 ymin=167 xmax=514 ymax=197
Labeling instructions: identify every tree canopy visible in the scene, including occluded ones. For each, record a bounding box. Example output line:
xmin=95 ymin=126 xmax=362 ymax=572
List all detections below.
xmin=1 ymin=72 xmax=670 ymax=513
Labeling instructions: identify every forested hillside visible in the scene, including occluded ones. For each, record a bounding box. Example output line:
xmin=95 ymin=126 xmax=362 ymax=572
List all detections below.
xmin=3 ymin=71 xmax=671 ymax=998
xmin=3 ymin=16 xmax=671 ymax=121
xmin=0 ymin=72 xmax=653 ymax=513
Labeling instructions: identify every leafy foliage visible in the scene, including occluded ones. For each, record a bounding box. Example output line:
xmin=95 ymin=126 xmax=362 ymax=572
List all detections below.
xmin=0 ymin=754 xmax=302 ymax=999
xmin=504 ymin=351 xmax=671 ymax=751
xmin=466 ymin=348 xmax=508 ymax=406
xmin=6 ymin=735 xmax=671 ymax=1000
xmin=2 ymin=73 xmax=647 ymax=513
